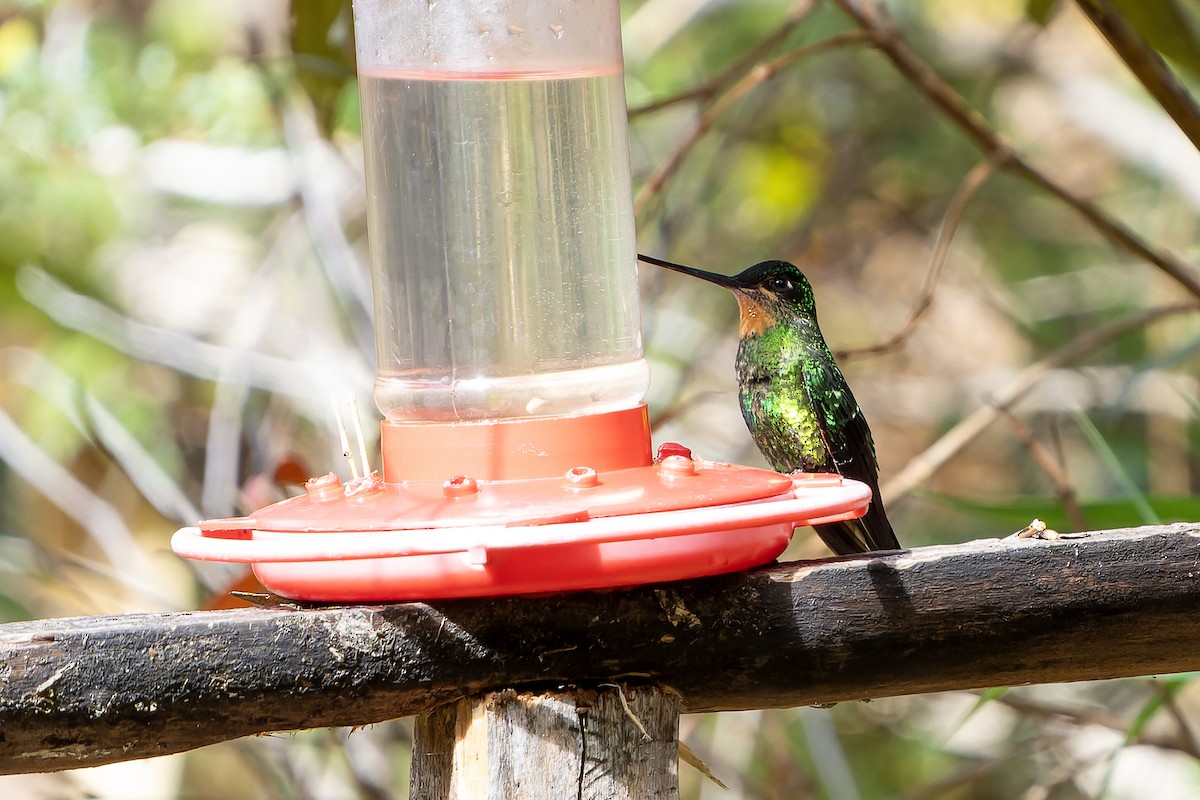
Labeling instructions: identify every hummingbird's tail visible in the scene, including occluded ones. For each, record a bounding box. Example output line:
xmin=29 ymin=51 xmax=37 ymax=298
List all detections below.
xmin=813 ymin=495 xmax=901 ymax=555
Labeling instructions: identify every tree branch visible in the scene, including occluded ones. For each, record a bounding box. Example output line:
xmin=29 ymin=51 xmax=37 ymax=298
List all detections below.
xmin=633 ymin=30 xmax=875 ymax=220
xmin=994 ymin=408 xmax=1088 ymax=532
xmin=881 ymin=303 xmax=1198 ymax=501
xmin=3 ymin=524 xmax=1200 ymax=774
xmin=1074 ymin=0 xmax=1200 ymax=154
xmin=832 ymin=0 xmax=1200 ymax=301
xmin=629 ymin=0 xmax=819 ymax=118
xmin=836 ymin=149 xmax=1010 ymax=360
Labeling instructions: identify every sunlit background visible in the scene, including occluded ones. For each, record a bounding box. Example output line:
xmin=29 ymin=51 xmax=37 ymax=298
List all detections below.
xmin=1 ymin=0 xmax=1199 ymax=797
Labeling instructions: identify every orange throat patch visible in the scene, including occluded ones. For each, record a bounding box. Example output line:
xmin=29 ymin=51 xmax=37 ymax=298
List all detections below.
xmin=735 ymin=293 xmax=775 ymax=337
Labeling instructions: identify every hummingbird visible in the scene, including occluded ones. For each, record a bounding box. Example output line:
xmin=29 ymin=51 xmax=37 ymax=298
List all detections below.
xmin=640 ymin=253 xmax=900 ymax=555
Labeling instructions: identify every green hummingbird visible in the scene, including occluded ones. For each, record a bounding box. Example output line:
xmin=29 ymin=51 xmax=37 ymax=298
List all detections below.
xmin=640 ymin=253 xmax=900 ymax=555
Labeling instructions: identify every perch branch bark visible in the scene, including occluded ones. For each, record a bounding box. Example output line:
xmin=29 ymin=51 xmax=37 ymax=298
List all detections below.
xmin=2 ymin=524 xmax=1199 ymax=774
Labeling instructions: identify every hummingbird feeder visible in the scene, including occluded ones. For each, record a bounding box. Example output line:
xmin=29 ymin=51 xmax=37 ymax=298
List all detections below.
xmin=171 ymin=0 xmax=872 ymax=602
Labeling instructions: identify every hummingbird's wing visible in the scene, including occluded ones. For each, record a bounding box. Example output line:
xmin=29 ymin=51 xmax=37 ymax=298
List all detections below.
xmin=803 ymin=355 xmax=901 ymax=553
xmin=808 ymin=368 xmax=879 ymax=487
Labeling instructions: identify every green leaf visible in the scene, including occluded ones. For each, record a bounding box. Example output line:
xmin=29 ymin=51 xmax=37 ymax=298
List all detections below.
xmin=1096 ymin=678 xmax=1191 ymax=796
xmin=1111 ymin=0 xmax=1200 ymax=79
xmin=1124 ymin=689 xmax=1167 ymax=745
xmin=1025 ymin=0 xmax=1062 ymax=26
xmin=1072 ymin=410 xmax=1161 ymax=525
xmin=290 ymin=0 xmax=357 ymax=133
xmin=944 ymin=687 xmax=1011 ymax=743
xmin=919 ymin=492 xmax=1197 ymax=532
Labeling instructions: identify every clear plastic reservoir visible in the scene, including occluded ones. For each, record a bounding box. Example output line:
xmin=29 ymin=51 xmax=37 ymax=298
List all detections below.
xmin=354 ymin=0 xmax=649 ymax=421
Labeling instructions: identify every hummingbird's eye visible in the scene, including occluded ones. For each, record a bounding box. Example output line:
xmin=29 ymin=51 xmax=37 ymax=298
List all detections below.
xmin=770 ymin=277 xmax=791 ymax=292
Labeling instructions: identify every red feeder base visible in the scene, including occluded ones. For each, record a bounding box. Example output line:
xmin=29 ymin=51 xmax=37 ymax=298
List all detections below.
xmin=172 ymin=406 xmax=871 ymax=602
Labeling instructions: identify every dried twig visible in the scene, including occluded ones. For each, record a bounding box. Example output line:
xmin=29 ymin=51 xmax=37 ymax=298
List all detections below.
xmin=1152 ymin=680 xmax=1200 ymax=759
xmin=647 ymin=390 xmax=723 ymax=433
xmin=629 ymin=0 xmax=819 ymax=118
xmin=836 ymin=149 xmax=1011 ymax=360
xmin=995 ymin=691 xmax=1200 ymax=760
xmin=1074 ymin=0 xmax=1200 ymax=153
xmin=17 ymin=267 xmax=325 ymax=400
xmin=833 ymin=0 xmax=1200 ymax=301
xmin=897 ymin=747 xmax=1040 ymax=800
xmin=0 ymin=406 xmax=144 ymax=572
xmin=597 ymin=682 xmax=652 ymax=740
xmin=633 ymin=30 xmax=876 ymax=220
xmin=881 ymin=303 xmax=1199 ymax=501
xmin=994 ymin=407 xmax=1088 ymax=532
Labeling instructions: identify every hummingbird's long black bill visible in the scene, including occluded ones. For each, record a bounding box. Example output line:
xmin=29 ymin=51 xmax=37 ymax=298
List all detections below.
xmin=637 ymin=253 xmax=739 ymax=289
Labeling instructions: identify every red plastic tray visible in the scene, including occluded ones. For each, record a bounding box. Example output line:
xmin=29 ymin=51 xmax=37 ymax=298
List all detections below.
xmin=172 ymin=471 xmax=870 ymax=601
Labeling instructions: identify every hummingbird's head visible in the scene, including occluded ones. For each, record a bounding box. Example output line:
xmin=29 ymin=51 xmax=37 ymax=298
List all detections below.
xmin=638 ymin=255 xmax=818 ymax=338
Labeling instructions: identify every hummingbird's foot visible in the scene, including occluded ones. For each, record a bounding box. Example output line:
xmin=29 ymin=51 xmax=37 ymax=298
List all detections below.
xmin=1007 ymin=519 xmax=1091 ymax=541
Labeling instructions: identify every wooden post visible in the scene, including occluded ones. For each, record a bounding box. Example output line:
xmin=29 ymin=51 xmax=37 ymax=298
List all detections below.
xmin=411 ymin=685 xmax=679 ymax=800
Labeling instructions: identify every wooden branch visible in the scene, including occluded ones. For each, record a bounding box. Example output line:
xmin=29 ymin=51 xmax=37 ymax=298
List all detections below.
xmin=3 ymin=524 xmax=1200 ymax=774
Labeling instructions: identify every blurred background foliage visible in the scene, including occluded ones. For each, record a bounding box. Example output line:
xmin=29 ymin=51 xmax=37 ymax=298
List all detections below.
xmin=1 ymin=0 xmax=1199 ymax=797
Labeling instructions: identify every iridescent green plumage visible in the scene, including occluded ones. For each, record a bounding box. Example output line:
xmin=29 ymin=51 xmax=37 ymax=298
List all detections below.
xmin=736 ymin=323 xmax=835 ymax=471
xmin=640 ymin=255 xmax=900 ymax=555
